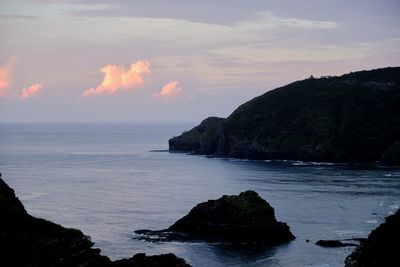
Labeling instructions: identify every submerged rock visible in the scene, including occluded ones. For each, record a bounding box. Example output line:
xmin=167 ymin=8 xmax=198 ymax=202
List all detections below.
xmin=0 ymin=177 xmax=190 ymax=267
xmin=345 ymin=209 xmax=400 ymax=267
xmin=135 ymin=190 xmax=295 ymax=245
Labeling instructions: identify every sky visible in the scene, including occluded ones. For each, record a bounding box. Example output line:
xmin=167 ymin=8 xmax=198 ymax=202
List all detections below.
xmin=0 ymin=0 xmax=399 ymax=123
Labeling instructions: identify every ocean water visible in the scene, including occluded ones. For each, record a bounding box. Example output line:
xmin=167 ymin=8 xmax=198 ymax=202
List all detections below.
xmin=1 ymin=123 xmax=399 ymax=267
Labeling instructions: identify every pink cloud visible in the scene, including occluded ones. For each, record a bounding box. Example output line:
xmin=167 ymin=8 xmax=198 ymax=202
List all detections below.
xmin=0 ymin=56 xmax=16 ymax=97
xmin=82 ymin=60 xmax=151 ymax=97
xmin=154 ymin=81 xmax=182 ymax=98
xmin=19 ymin=83 xmax=43 ymax=99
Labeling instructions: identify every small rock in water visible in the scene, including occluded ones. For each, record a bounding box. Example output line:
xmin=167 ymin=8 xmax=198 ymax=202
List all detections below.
xmin=316 ymin=240 xmax=357 ymax=247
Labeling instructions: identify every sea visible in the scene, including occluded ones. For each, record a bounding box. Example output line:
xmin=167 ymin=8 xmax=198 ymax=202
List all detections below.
xmin=0 ymin=123 xmax=399 ymax=267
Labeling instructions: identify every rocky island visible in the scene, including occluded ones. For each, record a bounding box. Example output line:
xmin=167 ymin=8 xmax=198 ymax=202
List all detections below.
xmin=170 ymin=67 xmax=400 ymax=165
xmin=0 ymin=176 xmax=190 ymax=267
xmin=135 ymin=190 xmax=295 ymax=244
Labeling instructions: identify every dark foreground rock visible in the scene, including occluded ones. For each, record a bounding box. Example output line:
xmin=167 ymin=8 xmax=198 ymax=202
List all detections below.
xmin=0 ymin=177 xmax=190 ymax=267
xmin=316 ymin=240 xmax=357 ymax=248
xmin=114 ymin=253 xmax=189 ymax=267
xmin=135 ymin=190 xmax=295 ymax=244
xmin=169 ymin=67 xmax=400 ymax=165
xmin=345 ymin=209 xmax=400 ymax=267
xmin=380 ymin=141 xmax=400 ymax=166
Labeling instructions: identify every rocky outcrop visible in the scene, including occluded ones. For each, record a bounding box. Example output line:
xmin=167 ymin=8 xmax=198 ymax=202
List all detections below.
xmin=0 ymin=177 xmax=190 ymax=267
xmin=345 ymin=209 xmax=400 ymax=267
xmin=135 ymin=190 xmax=295 ymax=244
xmin=169 ymin=67 xmax=400 ymax=165
xmin=169 ymin=117 xmax=224 ymax=153
xmin=315 ymin=240 xmax=357 ymax=248
xmin=114 ymin=253 xmax=190 ymax=267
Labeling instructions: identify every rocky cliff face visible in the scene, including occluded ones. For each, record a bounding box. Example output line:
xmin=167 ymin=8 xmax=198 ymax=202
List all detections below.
xmin=169 ymin=117 xmax=224 ymax=153
xmin=0 ymin=177 xmax=190 ymax=267
xmin=169 ymin=67 xmax=400 ymax=165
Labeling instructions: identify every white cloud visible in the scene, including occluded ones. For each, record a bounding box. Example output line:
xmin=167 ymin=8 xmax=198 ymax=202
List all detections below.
xmin=19 ymin=83 xmax=43 ymax=99
xmin=153 ymin=81 xmax=182 ymax=99
xmin=82 ymin=60 xmax=151 ymax=97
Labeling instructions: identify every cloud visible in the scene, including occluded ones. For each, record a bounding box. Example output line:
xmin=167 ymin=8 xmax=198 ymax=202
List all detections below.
xmin=0 ymin=56 xmax=43 ymax=100
xmin=274 ymin=17 xmax=338 ymax=30
xmin=82 ymin=60 xmax=151 ymax=97
xmin=239 ymin=11 xmax=338 ymax=31
xmin=0 ymin=56 xmax=16 ymax=97
xmin=0 ymin=14 xmax=41 ymax=20
xmin=18 ymin=83 xmax=43 ymax=99
xmin=154 ymin=81 xmax=182 ymax=98
xmin=67 ymin=1 xmax=266 ymax=25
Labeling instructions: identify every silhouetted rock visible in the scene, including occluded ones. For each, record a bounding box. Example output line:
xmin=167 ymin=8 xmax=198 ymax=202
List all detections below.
xmin=114 ymin=253 xmax=190 ymax=267
xmin=380 ymin=141 xmax=400 ymax=166
xmin=316 ymin=240 xmax=357 ymax=247
xmin=0 ymin=177 xmax=190 ymax=267
xmin=135 ymin=190 xmax=295 ymax=244
xmin=169 ymin=117 xmax=224 ymax=153
xmin=0 ymin=175 xmax=27 ymax=216
xmin=169 ymin=67 xmax=400 ymax=165
xmin=345 ymin=209 xmax=400 ymax=267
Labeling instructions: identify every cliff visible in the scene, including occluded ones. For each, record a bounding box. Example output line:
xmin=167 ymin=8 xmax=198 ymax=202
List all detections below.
xmin=169 ymin=67 xmax=400 ymax=165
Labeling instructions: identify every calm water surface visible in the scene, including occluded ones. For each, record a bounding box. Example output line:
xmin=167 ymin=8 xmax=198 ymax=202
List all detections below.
xmin=1 ymin=123 xmax=399 ymax=267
